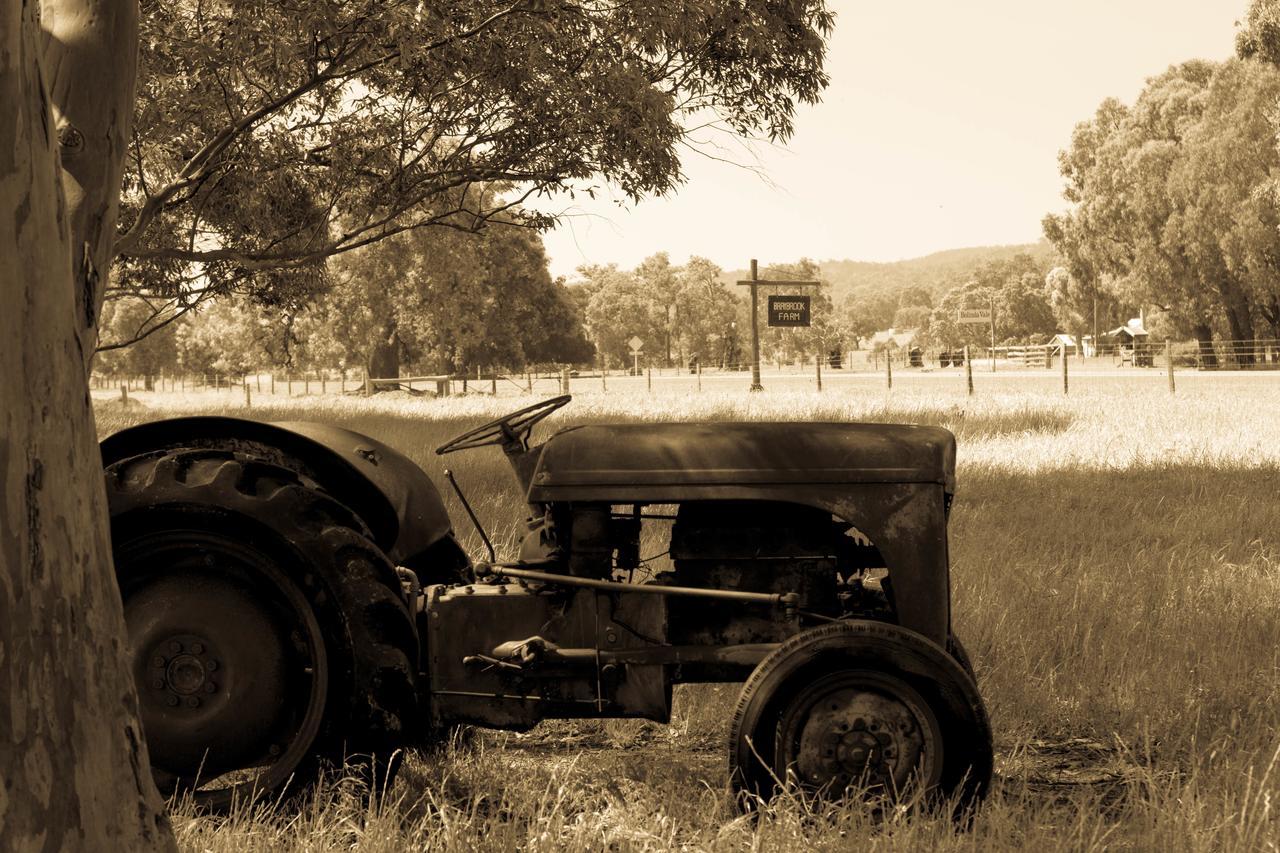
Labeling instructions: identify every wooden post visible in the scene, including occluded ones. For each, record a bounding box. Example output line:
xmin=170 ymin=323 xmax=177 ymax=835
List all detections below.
xmin=320 ymin=371 xmax=326 ymax=395
xmin=304 ymin=373 xmax=310 ymax=395
xmin=748 ymin=259 xmax=762 ymax=391
xmin=120 ymin=385 xmax=128 ymax=405
xmin=491 ymin=373 xmax=497 ymax=395
xmin=270 ymin=372 xmax=275 ymax=395
xmin=815 ymin=353 xmax=822 ymax=391
xmin=965 ymin=346 xmax=974 ymax=395
xmin=1061 ymin=345 xmax=1068 ymax=394
xmin=526 ymin=372 xmax=533 ymax=394
xmin=886 ymin=353 xmax=893 ymax=390
xmin=697 ymin=362 xmax=702 ymax=392
xmin=561 ymin=367 xmax=570 ymax=395
xmin=647 ymin=366 xmax=652 ymax=392
xmin=1167 ymin=339 xmax=1175 ymax=394
xmin=244 ymin=383 xmax=251 ymax=408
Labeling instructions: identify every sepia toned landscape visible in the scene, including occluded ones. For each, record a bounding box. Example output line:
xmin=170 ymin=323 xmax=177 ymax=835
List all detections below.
xmin=92 ymin=377 xmax=1280 ymax=851
xmin=7 ymin=0 xmax=1280 ymax=850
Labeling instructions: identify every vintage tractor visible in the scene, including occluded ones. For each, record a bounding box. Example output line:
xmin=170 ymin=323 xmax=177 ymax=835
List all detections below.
xmin=101 ymin=395 xmax=992 ymax=811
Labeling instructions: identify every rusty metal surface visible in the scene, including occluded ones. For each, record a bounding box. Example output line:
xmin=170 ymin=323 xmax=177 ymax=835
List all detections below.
xmin=426 ymin=584 xmax=671 ymax=729
xmin=528 ymin=422 xmax=956 ymax=498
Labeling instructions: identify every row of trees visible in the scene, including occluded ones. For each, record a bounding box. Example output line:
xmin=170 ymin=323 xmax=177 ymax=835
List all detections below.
xmin=97 ymin=221 xmax=594 ymax=380
xmin=573 ymin=255 xmax=850 ymax=368
xmin=1045 ymin=18 xmax=1280 ymax=362
xmin=834 ymin=253 xmax=1084 ymax=352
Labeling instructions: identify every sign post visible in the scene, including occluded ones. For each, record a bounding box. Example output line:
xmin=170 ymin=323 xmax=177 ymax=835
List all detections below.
xmin=628 ymin=336 xmax=644 ymax=378
xmin=956 ymin=301 xmax=997 ymax=372
xmin=736 ymin=259 xmax=820 ymax=392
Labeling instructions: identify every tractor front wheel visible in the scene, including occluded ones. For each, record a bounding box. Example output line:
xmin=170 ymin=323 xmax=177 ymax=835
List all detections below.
xmin=729 ymin=621 xmax=992 ymax=814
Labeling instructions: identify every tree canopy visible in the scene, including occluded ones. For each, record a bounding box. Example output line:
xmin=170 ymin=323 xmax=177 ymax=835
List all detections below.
xmin=110 ymin=0 xmax=834 ymax=342
xmin=1044 ymin=54 xmax=1280 ymax=357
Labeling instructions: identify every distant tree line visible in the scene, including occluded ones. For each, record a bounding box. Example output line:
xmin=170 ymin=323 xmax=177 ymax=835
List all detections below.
xmin=96 ymin=220 xmax=594 ymax=381
xmin=572 ymin=256 xmax=851 ymax=369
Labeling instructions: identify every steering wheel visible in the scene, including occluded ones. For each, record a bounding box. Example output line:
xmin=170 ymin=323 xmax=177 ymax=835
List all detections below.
xmin=435 ymin=395 xmax=572 ymax=455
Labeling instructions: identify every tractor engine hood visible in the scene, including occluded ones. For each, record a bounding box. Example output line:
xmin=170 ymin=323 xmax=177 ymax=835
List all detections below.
xmin=526 ymin=422 xmax=957 ymax=502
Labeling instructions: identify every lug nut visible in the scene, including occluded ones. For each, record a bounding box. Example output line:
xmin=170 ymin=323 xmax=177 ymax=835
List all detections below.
xmin=151 ymin=678 xmax=165 ymax=690
xmin=168 ymin=641 xmax=182 ymax=654
xmin=207 ymin=659 xmax=218 ymax=671
xmin=166 ymin=695 xmax=179 ymax=707
xmin=151 ymin=655 xmax=166 ymax=668
xmin=185 ymin=697 xmax=200 ymax=708
xmin=191 ymin=642 xmax=204 ymax=655
xmin=205 ymin=682 xmax=217 ymax=694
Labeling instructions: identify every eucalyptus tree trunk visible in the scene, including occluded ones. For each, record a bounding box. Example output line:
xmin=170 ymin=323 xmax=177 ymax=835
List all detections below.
xmin=1 ymin=0 xmax=175 ymax=849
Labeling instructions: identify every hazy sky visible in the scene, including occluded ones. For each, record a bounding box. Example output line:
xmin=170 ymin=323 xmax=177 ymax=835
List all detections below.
xmin=535 ymin=0 xmax=1241 ymax=279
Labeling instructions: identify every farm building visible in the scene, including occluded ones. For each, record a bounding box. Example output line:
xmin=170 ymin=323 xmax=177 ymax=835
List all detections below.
xmin=867 ymin=328 xmax=917 ymax=351
xmin=1049 ymin=333 xmax=1079 ymax=358
xmin=1100 ymin=319 xmax=1152 ymax=366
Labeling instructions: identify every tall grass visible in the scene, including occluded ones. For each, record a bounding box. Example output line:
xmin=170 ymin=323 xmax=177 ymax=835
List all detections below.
xmin=95 ymin=383 xmax=1280 ymax=850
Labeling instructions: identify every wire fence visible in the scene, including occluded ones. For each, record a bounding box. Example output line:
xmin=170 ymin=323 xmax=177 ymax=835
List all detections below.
xmin=90 ymin=338 xmax=1280 ymax=404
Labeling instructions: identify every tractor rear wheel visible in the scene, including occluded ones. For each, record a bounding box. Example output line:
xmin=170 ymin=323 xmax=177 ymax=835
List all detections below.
xmin=106 ymin=448 xmax=418 ymax=811
xmin=729 ymin=621 xmax=992 ymax=814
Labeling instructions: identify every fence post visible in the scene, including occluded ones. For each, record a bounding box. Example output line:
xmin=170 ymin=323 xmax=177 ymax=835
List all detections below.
xmin=244 ymin=383 xmax=251 ymax=408
xmin=965 ymin=346 xmax=973 ymax=395
xmin=815 ymin=354 xmax=822 ymax=391
xmin=304 ymin=373 xmax=310 ymax=395
xmin=120 ymin=385 xmax=128 ymax=405
xmin=270 ymin=372 xmax=275 ymax=395
xmin=1167 ymin=339 xmax=1175 ymax=394
xmin=321 ymin=372 xmax=326 ymax=395
xmin=697 ymin=362 xmax=702 ymax=392
xmin=1062 ymin=347 xmax=1068 ymax=395
xmin=561 ymin=367 xmax=570 ymax=395
xmin=491 ymin=372 xmax=497 ymax=395
xmin=886 ymin=353 xmax=893 ymax=390
xmin=647 ymin=366 xmax=652 ymax=392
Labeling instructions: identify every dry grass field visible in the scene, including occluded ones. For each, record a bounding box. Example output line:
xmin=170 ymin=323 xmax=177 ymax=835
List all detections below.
xmin=92 ymin=376 xmax=1280 ymax=851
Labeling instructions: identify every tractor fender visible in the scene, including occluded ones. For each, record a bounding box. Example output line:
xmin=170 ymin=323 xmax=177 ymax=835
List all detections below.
xmin=100 ymin=416 xmax=459 ymax=569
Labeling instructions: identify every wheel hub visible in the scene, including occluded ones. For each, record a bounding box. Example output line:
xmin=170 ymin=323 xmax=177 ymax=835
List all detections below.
xmin=125 ymin=569 xmax=304 ymax=779
xmin=784 ymin=672 xmax=942 ymax=795
xmin=147 ymin=636 xmax=220 ymax=705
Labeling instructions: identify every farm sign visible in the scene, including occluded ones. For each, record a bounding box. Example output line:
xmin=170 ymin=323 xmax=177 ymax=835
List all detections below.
xmin=956 ymin=308 xmax=990 ymax=325
xmin=767 ymin=295 xmax=811 ymax=327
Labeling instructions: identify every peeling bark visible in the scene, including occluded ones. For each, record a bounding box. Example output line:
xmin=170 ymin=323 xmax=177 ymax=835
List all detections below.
xmin=1 ymin=0 xmax=175 ymax=850
xmin=40 ymin=0 xmax=139 ymax=365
